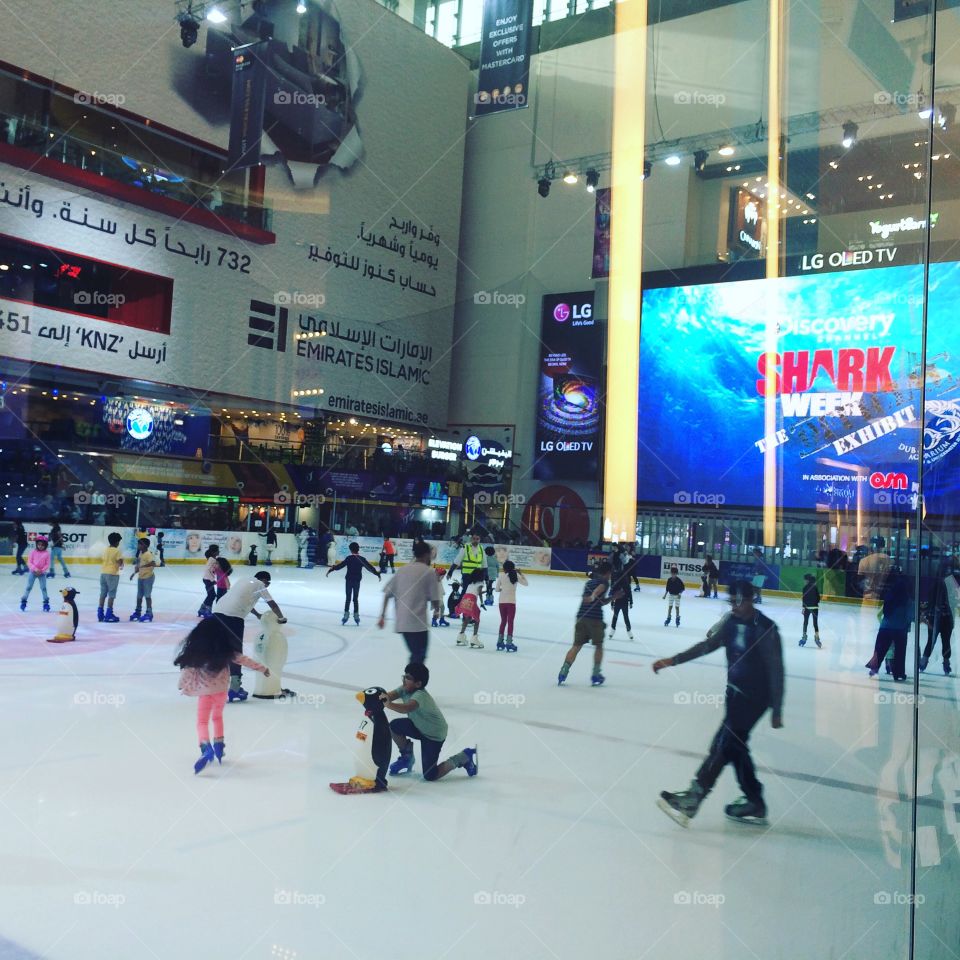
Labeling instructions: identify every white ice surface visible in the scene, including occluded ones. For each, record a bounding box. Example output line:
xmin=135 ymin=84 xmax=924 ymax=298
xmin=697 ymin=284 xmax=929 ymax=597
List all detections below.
xmin=0 ymin=565 xmax=954 ymax=960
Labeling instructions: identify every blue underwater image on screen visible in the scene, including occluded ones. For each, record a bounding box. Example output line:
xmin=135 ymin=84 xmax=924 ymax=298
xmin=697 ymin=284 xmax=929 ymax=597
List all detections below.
xmin=638 ymin=261 xmax=960 ymax=513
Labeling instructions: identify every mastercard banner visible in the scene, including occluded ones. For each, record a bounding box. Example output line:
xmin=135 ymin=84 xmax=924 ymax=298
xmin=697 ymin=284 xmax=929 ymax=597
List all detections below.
xmin=534 ymin=292 xmax=602 ymax=481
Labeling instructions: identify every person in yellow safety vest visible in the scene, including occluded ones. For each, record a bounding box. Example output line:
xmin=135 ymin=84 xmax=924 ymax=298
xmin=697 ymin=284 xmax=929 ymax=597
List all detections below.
xmin=448 ymin=533 xmax=485 ymax=584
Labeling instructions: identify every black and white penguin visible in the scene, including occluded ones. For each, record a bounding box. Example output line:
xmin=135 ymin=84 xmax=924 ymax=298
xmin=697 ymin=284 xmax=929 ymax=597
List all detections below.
xmin=330 ymin=686 xmax=391 ymax=794
xmin=49 ymin=588 xmax=80 ymax=643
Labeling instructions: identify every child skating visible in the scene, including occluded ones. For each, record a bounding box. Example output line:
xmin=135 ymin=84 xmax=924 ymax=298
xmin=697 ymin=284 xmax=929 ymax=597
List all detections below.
xmin=199 ymin=545 xmax=219 ymax=617
xmin=174 ymin=617 xmax=270 ymax=774
xmin=496 ymin=560 xmax=527 ymax=651
xmin=455 ymin=572 xmax=484 ymax=648
xmin=19 ymin=536 xmax=51 ymax=612
xmin=652 ymin=580 xmax=784 ymax=827
xmin=129 ymin=537 xmax=157 ymax=622
xmin=558 ymin=560 xmax=620 ymax=686
xmin=98 ymin=532 xmax=124 ymax=623
xmin=800 ymin=574 xmax=821 ymax=647
xmin=327 ymin=541 xmax=381 ymax=625
xmin=609 ymin=567 xmax=634 ymax=640
xmin=431 ymin=568 xmax=450 ymax=627
xmin=214 ymin=557 xmax=232 ymax=603
xmin=663 ymin=566 xmax=684 ymax=626
xmin=483 ymin=546 xmax=498 ymax=607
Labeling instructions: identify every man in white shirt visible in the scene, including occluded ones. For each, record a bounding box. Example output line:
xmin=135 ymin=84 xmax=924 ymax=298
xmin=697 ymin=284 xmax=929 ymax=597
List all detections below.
xmin=378 ymin=540 xmax=442 ymax=663
xmin=214 ymin=571 xmax=288 ymax=702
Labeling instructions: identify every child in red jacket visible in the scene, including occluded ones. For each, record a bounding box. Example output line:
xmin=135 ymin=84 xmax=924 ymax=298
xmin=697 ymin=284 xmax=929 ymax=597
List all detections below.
xmin=455 ymin=571 xmax=484 ymax=649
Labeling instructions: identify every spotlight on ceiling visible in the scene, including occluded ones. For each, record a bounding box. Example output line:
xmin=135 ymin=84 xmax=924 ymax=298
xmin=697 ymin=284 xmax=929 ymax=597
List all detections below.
xmin=718 ymin=145 xmax=735 ymax=157
xmin=693 ymin=149 xmax=708 ymax=173
xmin=664 ymin=154 xmax=682 ymax=166
xmin=297 ymin=1 xmax=307 ymax=12
xmin=562 ymin=169 xmax=578 ymax=185
xmin=206 ymin=5 xmax=228 ymax=23
xmin=841 ymin=121 xmax=858 ymax=149
xmin=641 ymin=160 xmax=652 ymax=181
xmin=178 ymin=14 xmax=200 ymax=47
xmin=585 ymin=168 xmax=600 ymax=192
xmin=537 ymin=176 xmax=551 ymax=198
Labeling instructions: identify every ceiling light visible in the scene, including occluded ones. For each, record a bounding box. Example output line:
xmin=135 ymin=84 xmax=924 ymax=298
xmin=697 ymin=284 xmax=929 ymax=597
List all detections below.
xmin=841 ymin=121 xmax=858 ymax=149
xmin=585 ymin=168 xmax=599 ymax=192
xmin=718 ymin=145 xmax=735 ymax=157
xmin=664 ymin=154 xmax=682 ymax=166
xmin=641 ymin=160 xmax=652 ymax=180
xmin=206 ymin=6 xmax=228 ymax=23
xmin=562 ymin=170 xmax=578 ymax=184
xmin=297 ymin=1 xmax=308 ymax=11
xmin=693 ymin=149 xmax=708 ymax=173
xmin=178 ymin=15 xmax=200 ymax=48
xmin=537 ymin=177 xmax=551 ymax=198
xmin=806 ymin=192 xmax=815 ymax=200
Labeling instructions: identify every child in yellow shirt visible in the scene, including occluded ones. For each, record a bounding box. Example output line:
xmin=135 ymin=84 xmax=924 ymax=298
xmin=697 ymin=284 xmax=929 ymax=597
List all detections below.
xmin=129 ymin=536 xmax=157 ymax=623
xmin=98 ymin=532 xmax=125 ymax=623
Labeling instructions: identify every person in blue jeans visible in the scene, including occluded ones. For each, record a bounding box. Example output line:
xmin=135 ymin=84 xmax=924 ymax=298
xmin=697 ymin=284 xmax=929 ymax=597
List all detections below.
xmin=865 ymin=568 xmax=915 ymax=682
xmin=327 ymin=541 xmax=381 ymax=625
xmin=382 ymin=662 xmax=477 ymax=781
xmin=47 ymin=523 xmax=71 ymax=579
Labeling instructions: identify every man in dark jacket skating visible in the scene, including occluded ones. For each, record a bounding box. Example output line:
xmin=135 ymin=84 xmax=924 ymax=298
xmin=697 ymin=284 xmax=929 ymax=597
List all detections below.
xmin=652 ymin=579 xmax=784 ymax=827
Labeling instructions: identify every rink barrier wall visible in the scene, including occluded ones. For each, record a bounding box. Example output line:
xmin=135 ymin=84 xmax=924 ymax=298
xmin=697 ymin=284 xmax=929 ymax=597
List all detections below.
xmin=0 ymin=526 xmax=905 ymax=602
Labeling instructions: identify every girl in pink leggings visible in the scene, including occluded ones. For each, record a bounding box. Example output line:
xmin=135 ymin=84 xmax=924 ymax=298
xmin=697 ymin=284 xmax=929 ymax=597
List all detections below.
xmin=495 ymin=560 xmax=528 ymax=652
xmin=174 ymin=617 xmax=269 ymax=774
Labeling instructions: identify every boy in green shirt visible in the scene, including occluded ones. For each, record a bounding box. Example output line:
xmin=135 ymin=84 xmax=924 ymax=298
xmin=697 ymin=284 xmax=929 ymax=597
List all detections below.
xmin=383 ymin=662 xmax=478 ymax=781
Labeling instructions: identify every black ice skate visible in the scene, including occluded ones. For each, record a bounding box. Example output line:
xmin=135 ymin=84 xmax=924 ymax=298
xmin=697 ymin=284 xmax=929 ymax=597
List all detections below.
xmin=657 ymin=782 xmax=704 ymax=827
xmin=724 ymin=796 xmax=768 ymax=825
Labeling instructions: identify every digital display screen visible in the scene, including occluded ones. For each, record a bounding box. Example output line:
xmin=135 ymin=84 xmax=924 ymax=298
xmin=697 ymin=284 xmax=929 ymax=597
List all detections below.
xmin=638 ymin=261 xmax=960 ymax=514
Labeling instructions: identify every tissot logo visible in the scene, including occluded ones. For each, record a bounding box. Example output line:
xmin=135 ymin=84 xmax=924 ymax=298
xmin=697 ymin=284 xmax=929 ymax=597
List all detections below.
xmin=248 ymin=299 xmax=288 ymax=352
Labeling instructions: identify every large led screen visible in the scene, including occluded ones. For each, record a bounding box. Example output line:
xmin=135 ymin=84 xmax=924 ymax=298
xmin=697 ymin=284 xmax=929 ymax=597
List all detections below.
xmin=638 ymin=261 xmax=960 ymax=514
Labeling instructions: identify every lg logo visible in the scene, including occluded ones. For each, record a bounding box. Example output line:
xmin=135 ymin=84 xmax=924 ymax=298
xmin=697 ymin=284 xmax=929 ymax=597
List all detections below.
xmin=553 ymin=303 xmax=592 ymax=323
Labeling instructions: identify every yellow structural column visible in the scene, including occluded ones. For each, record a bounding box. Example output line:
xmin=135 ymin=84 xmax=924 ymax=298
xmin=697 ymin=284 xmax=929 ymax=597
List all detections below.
xmin=603 ymin=0 xmax=647 ymax=543
xmin=763 ymin=0 xmax=785 ymax=547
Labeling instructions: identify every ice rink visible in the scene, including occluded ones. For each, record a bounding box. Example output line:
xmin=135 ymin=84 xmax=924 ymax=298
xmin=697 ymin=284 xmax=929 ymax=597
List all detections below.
xmin=0 ymin=563 xmax=955 ymax=960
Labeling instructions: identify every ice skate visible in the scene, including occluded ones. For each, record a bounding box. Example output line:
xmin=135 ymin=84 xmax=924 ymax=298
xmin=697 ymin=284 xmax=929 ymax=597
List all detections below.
xmin=389 ymin=751 xmax=414 ymax=775
xmin=213 ymin=739 xmax=225 ymax=763
xmin=353 ymin=614 xmax=360 ymax=626
xmin=591 ymin=672 xmax=605 ymax=686
xmin=438 ymin=617 xmax=449 ymax=627
xmin=724 ymin=796 xmax=768 ymax=825
xmin=675 ymin=617 xmax=680 ymax=628
xmin=799 ymin=635 xmax=807 ymax=647
xmin=341 ymin=613 xmax=349 ymax=625
xmin=664 ymin=617 xmax=671 ymax=627
xmin=558 ymin=662 xmax=571 ymax=686
xmin=97 ymin=606 xmax=104 ymax=622
xmin=432 ymin=616 xmax=439 ymax=628
xmin=194 ymin=742 xmax=215 ymax=775
xmin=657 ymin=783 xmax=704 ymax=827
xmin=103 ymin=610 xmax=119 ymax=623
xmin=227 ymin=687 xmax=248 ymax=703
xmin=456 ymin=634 xmax=468 ymax=646
xmin=469 ymin=636 xmax=484 ymax=649
xmin=42 ymin=599 xmax=50 ymax=613
xmin=129 ymin=611 xmax=142 ymax=622
xmin=945 ymin=659 xmax=952 ymax=676
xmin=496 ymin=636 xmax=506 ymax=651
xmin=461 ymin=746 xmax=478 ymax=777
xmin=627 ymin=631 xmax=634 ymax=641
xmin=814 ymin=634 xmax=822 ymax=649
xmin=139 ymin=612 xmax=154 ymax=623
xmin=919 ymin=655 xmax=929 ymax=672
xmin=19 ymin=598 xmax=26 ymax=612
xmin=505 ymin=638 xmax=517 ymax=652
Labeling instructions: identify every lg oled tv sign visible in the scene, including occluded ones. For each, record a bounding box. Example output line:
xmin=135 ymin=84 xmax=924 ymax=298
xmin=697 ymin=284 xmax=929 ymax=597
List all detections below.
xmin=534 ymin=292 xmax=601 ymax=481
